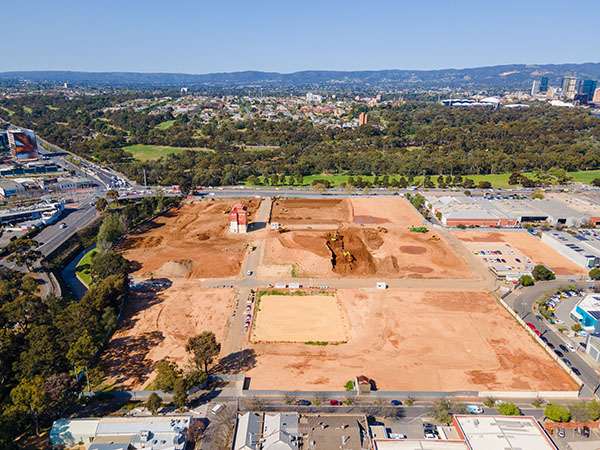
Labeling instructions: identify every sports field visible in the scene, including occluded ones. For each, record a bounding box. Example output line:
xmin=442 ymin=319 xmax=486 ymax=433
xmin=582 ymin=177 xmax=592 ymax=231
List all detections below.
xmin=123 ymin=144 xmax=214 ymax=162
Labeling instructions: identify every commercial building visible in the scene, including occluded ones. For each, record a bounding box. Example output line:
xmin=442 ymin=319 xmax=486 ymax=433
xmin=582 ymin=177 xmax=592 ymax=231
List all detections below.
xmin=425 ymin=194 xmax=589 ymax=228
xmin=452 ymin=415 xmax=557 ymax=450
xmin=230 ymin=203 xmax=248 ymax=233
xmin=570 ymin=294 xmax=600 ymax=332
xmin=306 ymin=92 xmax=323 ymax=103
xmin=541 ymin=231 xmax=600 ymax=269
xmin=358 ymin=112 xmax=369 ymax=126
xmin=548 ymin=193 xmax=600 ymax=226
xmin=584 ymin=333 xmax=600 ymax=363
xmin=540 ymin=77 xmax=549 ymax=93
xmin=562 ymin=77 xmax=579 ymax=99
xmin=374 ymin=440 xmax=470 ymax=450
xmin=233 ymin=413 xmax=368 ymax=450
xmin=1 ymin=128 xmax=39 ymax=160
xmin=0 ymin=200 xmax=64 ymax=226
xmin=50 ymin=415 xmax=191 ymax=450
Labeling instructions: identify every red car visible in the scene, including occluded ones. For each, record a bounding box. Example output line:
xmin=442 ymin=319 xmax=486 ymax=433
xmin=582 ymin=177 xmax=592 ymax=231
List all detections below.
xmin=534 ymin=330 xmax=541 ymax=336
xmin=330 ymin=400 xmax=340 ymax=406
xmin=526 ymin=323 xmax=536 ymax=329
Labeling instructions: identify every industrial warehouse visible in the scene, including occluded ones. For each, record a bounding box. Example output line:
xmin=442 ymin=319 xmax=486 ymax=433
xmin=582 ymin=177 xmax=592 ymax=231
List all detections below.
xmin=424 ymin=194 xmax=591 ymax=228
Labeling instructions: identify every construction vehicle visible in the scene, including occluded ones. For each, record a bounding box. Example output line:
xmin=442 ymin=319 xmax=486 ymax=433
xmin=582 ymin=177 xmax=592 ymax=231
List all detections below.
xmin=222 ymin=209 xmax=230 ymax=214
xmin=330 ymin=231 xmax=342 ymax=242
xmin=375 ymin=226 xmax=388 ymax=233
xmin=342 ymin=250 xmax=355 ymax=262
xmin=409 ymin=226 xmax=429 ymax=233
xmin=430 ymin=235 xmax=440 ymax=241
xmin=278 ymin=227 xmax=290 ymax=234
xmin=248 ymin=244 xmax=256 ymax=251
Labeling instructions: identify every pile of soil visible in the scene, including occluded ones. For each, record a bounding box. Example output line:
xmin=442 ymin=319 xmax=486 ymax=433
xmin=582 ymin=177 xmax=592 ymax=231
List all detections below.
xmin=156 ymin=260 xmax=193 ymax=278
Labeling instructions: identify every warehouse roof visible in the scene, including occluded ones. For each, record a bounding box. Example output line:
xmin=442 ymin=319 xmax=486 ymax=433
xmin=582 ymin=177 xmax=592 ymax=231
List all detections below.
xmin=454 ymin=415 xmax=557 ymax=450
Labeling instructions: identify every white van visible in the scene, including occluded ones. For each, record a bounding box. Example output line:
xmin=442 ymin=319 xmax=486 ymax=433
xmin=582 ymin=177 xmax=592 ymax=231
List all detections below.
xmin=210 ymin=403 xmax=224 ymax=415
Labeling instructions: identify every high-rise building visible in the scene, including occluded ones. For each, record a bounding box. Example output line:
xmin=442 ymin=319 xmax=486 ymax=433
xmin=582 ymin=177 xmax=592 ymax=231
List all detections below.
xmin=580 ymin=80 xmax=598 ymax=99
xmin=358 ymin=112 xmax=369 ymax=126
xmin=593 ymin=88 xmax=600 ymax=103
xmin=531 ymin=80 xmax=539 ymax=96
xmin=539 ymin=77 xmax=549 ymax=93
xmin=561 ymin=76 xmax=578 ymax=99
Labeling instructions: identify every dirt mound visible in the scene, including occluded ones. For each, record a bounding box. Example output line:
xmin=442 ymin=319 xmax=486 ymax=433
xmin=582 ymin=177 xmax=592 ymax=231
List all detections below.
xmin=196 ymin=233 xmax=210 ymax=241
xmin=362 ymin=230 xmax=384 ymax=249
xmin=155 ymin=260 xmax=192 ymax=278
xmin=271 ymin=198 xmax=352 ymax=224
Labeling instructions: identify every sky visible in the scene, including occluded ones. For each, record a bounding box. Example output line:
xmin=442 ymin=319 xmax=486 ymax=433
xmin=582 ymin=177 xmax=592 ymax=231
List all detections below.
xmin=2 ymin=0 xmax=597 ymax=74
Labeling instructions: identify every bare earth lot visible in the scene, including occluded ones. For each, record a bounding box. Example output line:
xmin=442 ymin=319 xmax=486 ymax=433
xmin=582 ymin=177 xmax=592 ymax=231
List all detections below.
xmin=120 ymin=199 xmax=261 ymax=279
xmin=102 ymin=281 xmax=233 ymax=389
xmin=261 ymin=198 xmax=475 ymax=279
xmin=455 ymin=231 xmax=587 ymax=276
xmin=251 ymin=294 xmax=349 ymax=343
xmin=245 ymin=289 xmax=576 ymax=392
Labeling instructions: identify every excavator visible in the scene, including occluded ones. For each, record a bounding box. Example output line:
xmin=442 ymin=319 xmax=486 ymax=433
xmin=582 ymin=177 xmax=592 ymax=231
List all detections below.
xmin=430 ymin=235 xmax=440 ymax=241
xmin=342 ymin=250 xmax=355 ymax=262
xmin=409 ymin=226 xmax=429 ymax=233
xmin=331 ymin=231 xmax=342 ymax=242
xmin=278 ymin=227 xmax=290 ymax=234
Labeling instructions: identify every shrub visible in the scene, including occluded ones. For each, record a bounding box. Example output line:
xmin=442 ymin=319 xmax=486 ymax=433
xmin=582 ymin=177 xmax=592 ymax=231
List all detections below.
xmin=572 ymin=323 xmax=582 ymax=332
xmin=544 ymin=403 xmax=570 ymax=422
xmin=497 ymin=402 xmax=521 ymax=416
xmin=344 ymin=380 xmax=354 ymax=391
xmin=586 ymin=400 xmax=600 ymax=420
xmin=532 ymin=265 xmax=555 ymax=281
xmin=519 ymin=275 xmax=534 ymax=286
xmin=405 ymin=396 xmax=415 ymax=406
xmin=589 ymin=268 xmax=600 ymax=280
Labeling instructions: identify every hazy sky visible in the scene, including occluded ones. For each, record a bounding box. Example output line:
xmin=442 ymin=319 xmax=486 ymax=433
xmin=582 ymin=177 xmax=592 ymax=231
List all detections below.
xmin=3 ymin=0 xmax=596 ymax=73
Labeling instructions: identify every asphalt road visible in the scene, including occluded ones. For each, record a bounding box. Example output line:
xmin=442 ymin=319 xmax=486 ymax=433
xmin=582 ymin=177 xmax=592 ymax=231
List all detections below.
xmin=507 ymin=281 xmax=600 ymax=397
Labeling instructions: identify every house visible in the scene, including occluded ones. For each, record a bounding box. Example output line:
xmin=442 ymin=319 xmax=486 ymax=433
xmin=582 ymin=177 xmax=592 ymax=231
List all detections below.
xmin=355 ymin=375 xmax=371 ymax=394
xmin=233 ymin=412 xmax=261 ymax=450
xmin=262 ymin=413 xmax=299 ymax=450
xmin=230 ymin=203 xmax=248 ymax=233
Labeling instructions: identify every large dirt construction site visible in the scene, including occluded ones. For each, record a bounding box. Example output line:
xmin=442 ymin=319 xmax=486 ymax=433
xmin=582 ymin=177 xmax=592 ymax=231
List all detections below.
xmin=455 ymin=230 xmax=588 ymax=276
xmin=101 ymin=281 xmax=233 ymax=389
xmin=119 ymin=198 xmax=261 ymax=278
xmin=251 ymin=293 xmax=349 ymax=343
xmin=245 ymin=289 xmax=576 ymax=392
xmin=262 ymin=197 xmax=475 ymax=279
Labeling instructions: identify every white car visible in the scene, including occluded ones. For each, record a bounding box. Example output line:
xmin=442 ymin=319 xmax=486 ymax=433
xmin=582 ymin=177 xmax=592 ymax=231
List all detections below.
xmin=566 ymin=343 xmax=576 ymax=352
xmin=424 ymin=431 xmax=438 ymax=440
xmin=555 ymin=319 xmax=565 ymax=325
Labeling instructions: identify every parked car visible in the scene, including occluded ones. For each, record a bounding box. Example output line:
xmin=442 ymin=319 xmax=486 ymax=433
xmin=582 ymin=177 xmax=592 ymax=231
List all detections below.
xmin=583 ymin=426 xmax=590 ymax=438
xmin=295 ymin=399 xmax=311 ymax=406
xmin=390 ymin=400 xmax=402 ymax=406
xmin=541 ymin=336 xmax=548 ymax=343
xmin=536 ymin=315 xmax=543 ymax=322
xmin=559 ymin=344 xmax=569 ymax=353
xmin=555 ymin=319 xmax=565 ymax=325
xmin=554 ymin=350 xmax=564 ymax=357
xmin=534 ymin=330 xmax=541 ymax=336
xmin=558 ymin=427 xmax=566 ymax=438
xmin=526 ymin=323 xmax=536 ymax=329
xmin=466 ymin=405 xmax=484 ymax=414
xmin=562 ymin=358 xmax=571 ymax=367
xmin=566 ymin=343 xmax=576 ymax=352
xmin=547 ymin=342 xmax=555 ymax=349
xmin=330 ymin=400 xmax=340 ymax=405
xmin=59 ymin=223 xmax=67 ymax=228
xmin=572 ymin=367 xmax=581 ymax=376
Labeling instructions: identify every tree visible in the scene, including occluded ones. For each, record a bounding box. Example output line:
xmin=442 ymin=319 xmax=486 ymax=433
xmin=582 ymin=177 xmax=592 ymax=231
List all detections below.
xmin=589 ymin=268 xmax=600 ymax=280
xmin=66 ymin=331 xmax=98 ymax=392
xmin=106 ymin=189 xmax=119 ymax=202
xmin=429 ymin=398 xmax=466 ymax=423
xmin=462 ymin=178 xmax=474 ymax=188
xmin=186 ymin=331 xmax=221 ymax=373
xmin=91 ymin=250 xmax=128 ymax=283
xmin=146 ymin=392 xmax=162 ymax=414
xmin=586 ymin=400 xmax=600 ymax=420
xmin=569 ymin=402 xmax=592 ymax=422
xmin=173 ymin=377 xmax=188 ymax=408
xmin=544 ymin=403 xmax=570 ymax=422
xmin=152 ymin=360 xmax=182 ymax=392
xmin=519 ymin=275 xmax=534 ymax=286
xmin=592 ymin=178 xmax=600 ymax=187
xmin=96 ymin=213 xmax=122 ymax=250
xmin=95 ymin=197 xmax=108 ymax=211
xmin=508 ymin=172 xmax=522 ymax=185
xmin=313 ymin=183 xmax=327 ymax=194
xmin=532 ymin=265 xmax=555 ymax=281
xmin=497 ymin=402 xmax=520 ymax=416
xmin=10 ymin=375 xmax=48 ymax=435
xmin=477 ymin=180 xmax=492 ymax=189
xmin=43 ymin=373 xmax=77 ymax=418
xmin=532 ymin=190 xmax=545 ymax=199
xmin=6 ymin=239 xmax=42 ymax=271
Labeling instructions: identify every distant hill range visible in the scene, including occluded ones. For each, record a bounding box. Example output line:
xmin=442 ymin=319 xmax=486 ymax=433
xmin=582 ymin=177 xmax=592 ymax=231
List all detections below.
xmin=1 ymin=63 xmax=599 ymax=90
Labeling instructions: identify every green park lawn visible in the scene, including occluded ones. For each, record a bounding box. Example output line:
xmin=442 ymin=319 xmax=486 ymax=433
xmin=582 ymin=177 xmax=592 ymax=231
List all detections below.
xmin=155 ymin=120 xmax=175 ymax=130
xmin=245 ymin=170 xmax=600 ymax=189
xmin=123 ymin=144 xmax=214 ymax=162
xmin=75 ymin=249 xmax=97 ymax=287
